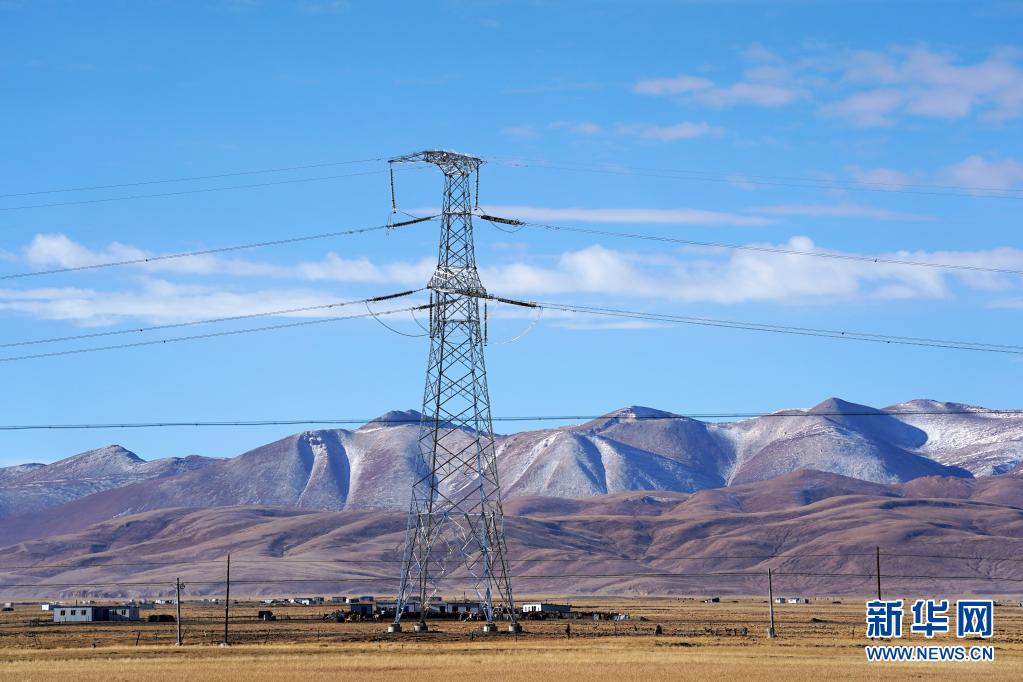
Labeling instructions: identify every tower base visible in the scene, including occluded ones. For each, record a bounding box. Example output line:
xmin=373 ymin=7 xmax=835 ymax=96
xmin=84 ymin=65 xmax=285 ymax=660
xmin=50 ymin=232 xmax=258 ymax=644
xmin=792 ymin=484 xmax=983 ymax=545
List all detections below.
xmin=482 ymin=623 xmax=499 ymax=633
xmin=414 ymin=622 xmax=429 ymax=633
xmin=508 ymin=622 xmax=523 ymax=633
xmin=387 ymin=623 xmax=402 ymax=634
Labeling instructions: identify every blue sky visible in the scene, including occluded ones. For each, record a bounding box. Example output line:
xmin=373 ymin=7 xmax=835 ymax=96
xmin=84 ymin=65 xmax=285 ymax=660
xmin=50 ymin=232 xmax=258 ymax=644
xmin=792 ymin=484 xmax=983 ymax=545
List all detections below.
xmin=1 ymin=0 xmax=1022 ymax=465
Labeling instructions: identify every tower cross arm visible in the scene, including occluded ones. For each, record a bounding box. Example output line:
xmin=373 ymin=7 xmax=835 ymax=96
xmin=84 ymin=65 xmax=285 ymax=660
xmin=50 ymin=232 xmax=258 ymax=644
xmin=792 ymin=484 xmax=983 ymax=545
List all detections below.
xmin=390 ymin=150 xmax=483 ymax=175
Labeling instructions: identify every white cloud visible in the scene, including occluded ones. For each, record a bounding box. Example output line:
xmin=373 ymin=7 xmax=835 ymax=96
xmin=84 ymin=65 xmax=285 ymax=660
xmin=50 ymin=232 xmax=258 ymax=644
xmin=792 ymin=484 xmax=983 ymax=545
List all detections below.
xmin=616 ymin=121 xmax=722 ymax=141
xmin=819 ymin=88 xmax=902 ymax=127
xmin=0 ymin=279 xmax=357 ymax=326
xmin=20 ymin=233 xmax=434 ymax=283
xmin=549 ymin=120 xmax=604 ymax=135
xmin=24 ymin=233 xmax=284 ymax=278
xmin=827 ymin=47 xmax=1023 ymax=125
xmin=848 ymin=155 xmax=1023 ymax=195
xmin=568 ymin=121 xmax=603 ymax=135
xmin=480 ymin=204 xmax=773 ymax=226
xmin=633 ymin=48 xmax=808 ymax=109
xmin=481 ymin=239 xmax=1023 ymax=305
xmin=25 ymin=233 xmax=142 ymax=269
xmin=548 ymin=119 xmax=715 ymax=141
xmin=635 ymin=46 xmax=1023 ymax=126
xmin=847 ymin=166 xmax=915 ymax=189
xmin=741 ymin=43 xmax=783 ymax=64
xmin=633 ymin=74 xmax=713 ymax=95
xmin=941 ymin=155 xmax=1023 ymax=193
xmin=991 ymin=298 xmax=1023 ymax=309
xmin=500 ymin=125 xmax=538 ymax=139
xmin=634 ymin=71 xmax=805 ymax=108
xmin=752 ymin=203 xmax=931 ymax=221
xmin=2 ymin=238 xmax=1022 ymax=327
xmin=297 ymin=253 xmax=434 ymax=284
xmin=696 ymin=81 xmax=804 ymax=107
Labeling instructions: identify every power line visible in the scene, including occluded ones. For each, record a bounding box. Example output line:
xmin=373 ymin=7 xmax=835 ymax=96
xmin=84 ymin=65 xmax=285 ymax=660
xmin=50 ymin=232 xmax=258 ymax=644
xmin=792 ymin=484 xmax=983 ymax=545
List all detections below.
xmin=9 ymin=153 xmax=1017 ymax=203
xmin=489 ymin=156 xmax=1023 ymax=200
xmin=0 ymin=216 xmax=435 ymax=281
xmin=0 ymin=157 xmax=387 ymax=199
xmin=0 ymin=168 xmax=414 ymax=212
xmin=478 ymin=293 xmax=1023 ymax=355
xmin=0 ymin=290 xmax=426 ymax=350
xmin=0 ymin=301 xmax=428 ymax=363
xmin=482 ymin=217 xmax=1023 ymax=278
xmin=0 ymin=407 xmax=1017 ymax=430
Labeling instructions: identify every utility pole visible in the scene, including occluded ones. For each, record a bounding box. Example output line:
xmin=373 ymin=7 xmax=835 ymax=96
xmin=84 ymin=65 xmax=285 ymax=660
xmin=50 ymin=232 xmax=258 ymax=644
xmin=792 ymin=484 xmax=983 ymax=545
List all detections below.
xmin=388 ymin=151 xmax=519 ymax=635
xmin=876 ymin=546 xmax=882 ymax=601
xmin=767 ymin=568 xmax=776 ymax=638
xmin=175 ymin=578 xmax=183 ymax=646
xmin=223 ymin=554 xmax=231 ymax=646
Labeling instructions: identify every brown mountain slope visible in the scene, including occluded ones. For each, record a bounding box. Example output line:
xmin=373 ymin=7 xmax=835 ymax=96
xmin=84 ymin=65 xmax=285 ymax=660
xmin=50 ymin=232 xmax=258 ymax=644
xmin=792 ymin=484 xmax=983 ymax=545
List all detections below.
xmin=3 ymin=470 xmax=1023 ymax=600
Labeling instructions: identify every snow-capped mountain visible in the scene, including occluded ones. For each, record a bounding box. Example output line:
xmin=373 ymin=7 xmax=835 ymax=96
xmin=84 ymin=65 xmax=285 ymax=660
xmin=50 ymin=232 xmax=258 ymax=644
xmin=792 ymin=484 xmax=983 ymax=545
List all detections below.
xmin=0 ymin=445 xmax=212 ymax=518
xmin=885 ymin=399 xmax=1023 ymax=476
xmin=1 ymin=397 xmax=1019 ymax=528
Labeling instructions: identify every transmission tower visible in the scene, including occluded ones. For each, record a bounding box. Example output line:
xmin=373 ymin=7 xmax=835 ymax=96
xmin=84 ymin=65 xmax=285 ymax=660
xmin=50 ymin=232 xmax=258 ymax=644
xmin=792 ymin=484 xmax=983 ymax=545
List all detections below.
xmin=387 ymin=151 xmax=519 ymax=634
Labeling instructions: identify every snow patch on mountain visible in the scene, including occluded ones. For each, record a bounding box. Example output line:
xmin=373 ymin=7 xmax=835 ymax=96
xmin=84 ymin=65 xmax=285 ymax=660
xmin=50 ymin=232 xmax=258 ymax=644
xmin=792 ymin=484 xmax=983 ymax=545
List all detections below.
xmin=2 ymin=397 xmax=1015 ymax=521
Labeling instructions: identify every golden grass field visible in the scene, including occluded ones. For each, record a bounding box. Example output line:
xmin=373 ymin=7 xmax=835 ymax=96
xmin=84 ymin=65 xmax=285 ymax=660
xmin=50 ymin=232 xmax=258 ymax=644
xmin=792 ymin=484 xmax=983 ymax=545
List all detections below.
xmin=1 ymin=597 xmax=1021 ymax=680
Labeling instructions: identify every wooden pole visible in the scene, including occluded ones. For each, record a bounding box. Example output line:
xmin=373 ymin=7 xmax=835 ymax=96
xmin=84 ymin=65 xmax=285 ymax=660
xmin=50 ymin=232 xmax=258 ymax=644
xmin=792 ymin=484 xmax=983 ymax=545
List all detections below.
xmin=223 ymin=554 xmax=231 ymax=645
xmin=876 ymin=546 xmax=882 ymax=601
xmin=175 ymin=579 xmax=183 ymax=646
xmin=767 ymin=568 xmax=776 ymax=638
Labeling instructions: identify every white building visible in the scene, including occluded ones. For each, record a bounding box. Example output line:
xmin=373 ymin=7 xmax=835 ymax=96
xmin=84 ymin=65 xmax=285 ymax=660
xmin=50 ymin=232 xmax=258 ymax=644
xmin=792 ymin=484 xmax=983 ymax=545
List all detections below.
xmin=290 ymin=597 xmax=324 ymax=606
xmin=442 ymin=601 xmax=481 ymax=616
xmin=52 ymin=606 xmax=139 ymax=623
xmin=521 ymin=602 xmax=571 ymax=614
xmin=53 ymin=607 xmax=95 ymax=623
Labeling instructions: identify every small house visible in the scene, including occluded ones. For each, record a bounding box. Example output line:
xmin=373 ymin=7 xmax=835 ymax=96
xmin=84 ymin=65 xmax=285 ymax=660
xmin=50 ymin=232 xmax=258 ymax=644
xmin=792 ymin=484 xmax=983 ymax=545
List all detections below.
xmin=107 ymin=606 xmax=140 ymax=621
xmin=441 ymin=601 xmax=481 ymax=616
xmin=52 ymin=606 xmax=139 ymax=623
xmin=54 ymin=607 xmax=96 ymax=623
xmin=348 ymin=603 xmax=374 ymax=617
xmin=290 ymin=597 xmax=324 ymax=606
xmin=521 ymin=602 xmax=571 ymax=615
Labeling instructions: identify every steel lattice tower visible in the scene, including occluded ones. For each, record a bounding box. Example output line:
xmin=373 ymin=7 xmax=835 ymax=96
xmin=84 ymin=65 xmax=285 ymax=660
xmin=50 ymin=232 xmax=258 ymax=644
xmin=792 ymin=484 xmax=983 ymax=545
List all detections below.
xmin=388 ymin=151 xmax=519 ymax=634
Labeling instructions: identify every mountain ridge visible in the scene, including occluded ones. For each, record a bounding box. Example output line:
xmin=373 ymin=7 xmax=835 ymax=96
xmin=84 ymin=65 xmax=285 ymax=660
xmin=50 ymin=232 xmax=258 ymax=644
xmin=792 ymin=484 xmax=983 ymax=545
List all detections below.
xmin=1 ymin=397 xmax=1019 ymax=529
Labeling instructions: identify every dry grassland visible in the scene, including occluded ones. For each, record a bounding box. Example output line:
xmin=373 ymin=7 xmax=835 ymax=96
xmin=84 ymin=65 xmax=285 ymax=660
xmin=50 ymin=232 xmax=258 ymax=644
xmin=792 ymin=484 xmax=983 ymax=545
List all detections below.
xmin=1 ymin=597 xmax=1021 ymax=680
